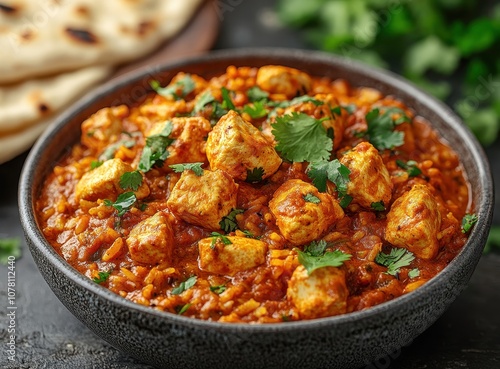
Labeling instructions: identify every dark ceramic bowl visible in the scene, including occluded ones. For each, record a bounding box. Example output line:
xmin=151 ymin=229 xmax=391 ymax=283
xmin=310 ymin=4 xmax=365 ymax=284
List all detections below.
xmin=19 ymin=48 xmax=494 ymax=369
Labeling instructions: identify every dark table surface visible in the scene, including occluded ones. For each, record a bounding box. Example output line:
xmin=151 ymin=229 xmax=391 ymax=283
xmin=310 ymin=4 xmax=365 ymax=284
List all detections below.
xmin=1 ymin=1 xmax=500 ymax=368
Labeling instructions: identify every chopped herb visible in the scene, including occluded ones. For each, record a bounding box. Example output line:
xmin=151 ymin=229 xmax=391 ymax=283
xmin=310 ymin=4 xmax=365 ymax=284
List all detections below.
xmin=371 ymin=201 xmax=385 ymax=211
xmin=221 ymin=87 xmax=235 ymax=110
xmin=270 ymin=95 xmax=323 ymax=110
xmin=193 ymin=91 xmax=216 ymax=114
xmin=396 ymin=159 xmax=422 ymax=177
xmin=242 ymin=230 xmax=259 ymax=239
xmin=303 ymin=193 xmax=321 ymax=204
xmin=363 ymin=107 xmax=409 ymax=150
xmin=243 ymin=100 xmax=268 ymax=119
xmin=150 ymin=75 xmax=195 ymax=99
xmin=138 ymin=202 xmax=148 ymax=212
xmin=462 ymin=213 xmax=478 ymax=233
xmin=171 ymin=276 xmax=197 ymax=295
xmin=247 ymin=86 xmax=269 ymax=102
xmin=103 ymin=192 xmax=137 ymax=217
xmin=375 ymin=248 xmax=415 ymax=276
xmin=90 ymin=160 xmax=103 ymax=169
xmin=307 ymin=159 xmax=351 ymax=207
xmin=273 ymin=112 xmax=332 ymax=162
xmin=176 ymin=303 xmax=192 ymax=315
xmin=246 ymin=167 xmax=265 ymax=182
xmin=408 ymin=268 xmax=420 ymax=279
xmin=119 ymin=170 xmax=143 ymax=191
xmin=0 ymin=237 xmax=21 ymax=264
xmin=210 ymin=284 xmax=227 ymax=294
xmin=331 ymin=104 xmax=356 ymax=116
xmin=93 ymin=269 xmax=112 ymax=284
xmin=169 ymin=162 xmax=204 ymax=176
xmin=99 ymin=139 xmax=135 ymax=161
xmin=297 ymin=240 xmax=351 ymax=275
xmin=138 ymin=122 xmax=174 ymax=172
xmin=210 ymin=232 xmax=232 ymax=248
xmin=219 ymin=209 xmax=244 ymax=233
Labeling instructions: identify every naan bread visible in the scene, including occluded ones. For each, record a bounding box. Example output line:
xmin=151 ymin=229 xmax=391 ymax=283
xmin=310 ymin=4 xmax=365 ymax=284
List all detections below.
xmin=0 ymin=0 xmax=204 ymax=84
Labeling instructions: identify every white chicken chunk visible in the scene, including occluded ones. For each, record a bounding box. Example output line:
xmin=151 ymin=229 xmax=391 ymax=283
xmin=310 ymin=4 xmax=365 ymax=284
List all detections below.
xmin=198 ymin=236 xmax=268 ymax=276
xmin=385 ymin=184 xmax=441 ymax=259
xmin=81 ymin=105 xmax=128 ymax=155
xmin=287 ymin=265 xmax=348 ymax=319
xmin=206 ymin=110 xmax=282 ymax=181
xmin=339 ymin=141 xmax=393 ymax=209
xmin=146 ymin=116 xmax=211 ymax=168
xmin=126 ymin=212 xmax=174 ymax=264
xmin=256 ymin=65 xmax=311 ymax=99
xmin=166 ymin=169 xmax=238 ymax=230
xmin=75 ymin=158 xmax=149 ymax=202
xmin=269 ymin=179 xmax=344 ymax=245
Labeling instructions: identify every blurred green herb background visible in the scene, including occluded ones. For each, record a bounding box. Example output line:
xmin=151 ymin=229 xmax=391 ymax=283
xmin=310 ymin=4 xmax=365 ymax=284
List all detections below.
xmin=277 ymin=0 xmax=500 ymax=146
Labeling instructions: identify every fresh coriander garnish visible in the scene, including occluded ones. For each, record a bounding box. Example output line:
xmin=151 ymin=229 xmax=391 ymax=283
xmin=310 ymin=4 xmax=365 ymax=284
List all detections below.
xmin=408 ymin=268 xmax=420 ymax=279
xmin=362 ymin=107 xmax=409 ymax=150
xmin=90 ymin=160 xmax=103 ymax=170
xmin=331 ymin=104 xmax=357 ymax=116
xmin=119 ymin=170 xmax=143 ymax=191
xmin=246 ymin=167 xmax=265 ymax=182
xmin=150 ymin=75 xmax=195 ymax=100
xmin=273 ymin=112 xmax=332 ymax=162
xmin=221 ymin=87 xmax=235 ymax=110
xmin=210 ymin=284 xmax=227 ymax=294
xmin=219 ymin=209 xmax=244 ymax=233
xmin=242 ymin=230 xmax=259 ymax=239
xmin=210 ymin=232 xmax=232 ymax=248
xmin=93 ymin=269 xmax=113 ymax=284
xmin=375 ymin=248 xmax=415 ymax=276
xmin=99 ymin=139 xmax=135 ymax=161
xmin=270 ymin=95 xmax=323 ymax=110
xmin=303 ymin=193 xmax=321 ymax=204
xmin=169 ymin=162 xmax=204 ymax=176
xmin=307 ymin=159 xmax=352 ymax=207
xmin=371 ymin=201 xmax=385 ymax=211
xmin=176 ymin=303 xmax=192 ymax=315
xmin=247 ymin=86 xmax=269 ymax=102
xmin=103 ymin=192 xmax=137 ymax=217
xmin=297 ymin=240 xmax=351 ymax=275
xmin=396 ymin=159 xmax=422 ymax=177
xmin=138 ymin=122 xmax=174 ymax=172
xmin=0 ymin=237 xmax=21 ymax=264
xmin=171 ymin=276 xmax=197 ymax=295
xmin=193 ymin=91 xmax=216 ymax=114
xmin=462 ymin=213 xmax=478 ymax=233
xmin=243 ymin=100 xmax=268 ymax=119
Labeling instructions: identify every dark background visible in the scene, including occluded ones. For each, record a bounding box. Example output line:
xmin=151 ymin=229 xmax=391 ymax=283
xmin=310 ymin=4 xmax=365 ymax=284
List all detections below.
xmin=1 ymin=1 xmax=499 ymax=368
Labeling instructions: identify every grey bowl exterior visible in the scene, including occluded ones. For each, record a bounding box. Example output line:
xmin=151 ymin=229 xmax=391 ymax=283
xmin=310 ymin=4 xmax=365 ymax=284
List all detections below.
xmin=19 ymin=48 xmax=494 ymax=369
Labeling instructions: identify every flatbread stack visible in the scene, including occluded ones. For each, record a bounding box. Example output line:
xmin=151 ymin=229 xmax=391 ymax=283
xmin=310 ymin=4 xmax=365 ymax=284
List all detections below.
xmin=0 ymin=0 xmax=205 ymax=163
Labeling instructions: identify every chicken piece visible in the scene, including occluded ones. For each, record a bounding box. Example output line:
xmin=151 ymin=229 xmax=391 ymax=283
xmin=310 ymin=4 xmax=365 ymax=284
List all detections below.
xmin=340 ymin=141 xmax=393 ymax=209
xmin=126 ymin=212 xmax=174 ymax=264
xmin=146 ymin=116 xmax=211 ymax=168
xmin=287 ymin=265 xmax=348 ymax=319
xmin=256 ymin=65 xmax=311 ymax=99
xmin=81 ymin=105 xmax=128 ymax=155
xmin=269 ymin=179 xmax=344 ymax=245
xmin=206 ymin=110 xmax=282 ymax=181
xmin=385 ymin=184 xmax=441 ymax=259
xmin=75 ymin=158 xmax=149 ymax=202
xmin=198 ymin=236 xmax=268 ymax=275
xmin=166 ymin=169 xmax=238 ymax=230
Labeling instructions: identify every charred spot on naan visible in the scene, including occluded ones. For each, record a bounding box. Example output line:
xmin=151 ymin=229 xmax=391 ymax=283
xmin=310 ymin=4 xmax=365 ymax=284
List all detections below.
xmin=65 ymin=27 xmax=98 ymax=44
xmin=0 ymin=3 xmax=18 ymax=14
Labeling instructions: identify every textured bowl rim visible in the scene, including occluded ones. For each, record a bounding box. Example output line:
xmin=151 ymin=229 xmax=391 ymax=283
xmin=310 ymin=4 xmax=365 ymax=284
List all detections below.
xmin=19 ymin=47 xmax=494 ymax=334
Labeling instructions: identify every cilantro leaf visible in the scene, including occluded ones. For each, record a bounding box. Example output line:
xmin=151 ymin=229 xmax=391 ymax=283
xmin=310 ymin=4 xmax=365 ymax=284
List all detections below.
xmin=90 ymin=160 xmax=103 ymax=170
xmin=307 ymin=159 xmax=351 ymax=207
xmin=297 ymin=240 xmax=351 ymax=275
xmin=171 ymin=276 xmax=197 ymax=295
xmin=375 ymin=248 xmax=415 ymax=276
xmin=99 ymin=139 xmax=135 ymax=161
xmin=0 ymin=237 xmax=22 ymax=264
xmin=138 ymin=122 xmax=174 ymax=172
xmin=408 ymin=268 xmax=420 ymax=279
xmin=104 ymin=192 xmax=137 ymax=217
xmin=119 ymin=171 xmax=143 ymax=191
xmin=176 ymin=303 xmax=192 ymax=315
xmin=219 ymin=208 xmax=244 ymax=233
xmin=273 ymin=112 xmax=332 ymax=162
xmin=371 ymin=201 xmax=385 ymax=211
xmin=243 ymin=100 xmax=268 ymax=119
xmin=462 ymin=213 xmax=478 ymax=233
xmin=303 ymin=193 xmax=321 ymax=204
xmin=396 ymin=159 xmax=422 ymax=177
xmin=270 ymin=95 xmax=323 ymax=110
xmin=247 ymin=86 xmax=269 ymax=102
xmin=210 ymin=284 xmax=227 ymax=294
xmin=93 ymin=269 xmax=112 ymax=284
xmin=193 ymin=91 xmax=216 ymax=114
xmin=246 ymin=167 xmax=265 ymax=182
xmin=221 ymin=87 xmax=235 ymax=110
xmin=363 ymin=107 xmax=409 ymax=150
xmin=210 ymin=232 xmax=232 ymax=248
xmin=150 ymin=75 xmax=195 ymax=99
xmin=169 ymin=162 xmax=204 ymax=176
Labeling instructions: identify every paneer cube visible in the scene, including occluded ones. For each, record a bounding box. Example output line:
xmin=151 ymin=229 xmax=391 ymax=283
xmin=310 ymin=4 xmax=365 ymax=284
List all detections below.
xmin=287 ymin=265 xmax=348 ymax=319
xmin=126 ymin=212 xmax=174 ymax=264
xmin=198 ymin=236 xmax=268 ymax=275
xmin=256 ymin=65 xmax=311 ymax=99
xmin=206 ymin=110 xmax=282 ymax=181
xmin=81 ymin=105 xmax=128 ymax=155
xmin=340 ymin=142 xmax=393 ymax=209
xmin=146 ymin=116 xmax=211 ymax=168
xmin=75 ymin=158 xmax=149 ymax=202
xmin=269 ymin=179 xmax=344 ymax=245
xmin=166 ymin=169 xmax=238 ymax=230
xmin=385 ymin=184 xmax=441 ymax=259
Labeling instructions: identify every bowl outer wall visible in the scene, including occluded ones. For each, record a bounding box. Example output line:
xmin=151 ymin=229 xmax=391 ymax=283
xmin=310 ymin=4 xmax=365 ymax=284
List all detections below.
xmin=19 ymin=48 xmax=494 ymax=369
